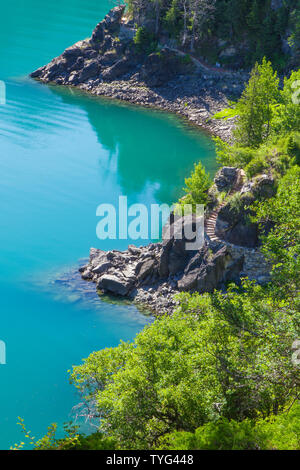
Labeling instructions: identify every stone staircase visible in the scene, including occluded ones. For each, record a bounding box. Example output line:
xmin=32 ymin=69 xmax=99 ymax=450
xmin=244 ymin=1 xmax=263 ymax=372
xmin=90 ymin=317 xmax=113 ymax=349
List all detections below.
xmin=205 ymin=169 xmax=246 ymax=243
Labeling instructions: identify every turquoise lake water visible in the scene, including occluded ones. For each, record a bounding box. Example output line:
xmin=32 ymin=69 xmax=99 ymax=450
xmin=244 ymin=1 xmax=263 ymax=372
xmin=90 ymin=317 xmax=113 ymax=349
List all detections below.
xmin=0 ymin=0 xmax=216 ymax=449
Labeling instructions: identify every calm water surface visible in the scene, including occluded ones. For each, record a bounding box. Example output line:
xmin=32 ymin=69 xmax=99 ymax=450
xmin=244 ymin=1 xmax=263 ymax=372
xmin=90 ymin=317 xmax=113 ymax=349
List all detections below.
xmin=0 ymin=0 xmax=216 ymax=448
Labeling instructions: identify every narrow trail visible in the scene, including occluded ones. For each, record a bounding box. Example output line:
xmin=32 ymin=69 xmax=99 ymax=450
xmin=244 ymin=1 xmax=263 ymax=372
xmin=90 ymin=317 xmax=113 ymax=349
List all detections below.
xmin=205 ymin=170 xmax=246 ymax=243
xmin=120 ymin=19 xmax=246 ymax=79
xmin=167 ymin=46 xmax=233 ymax=77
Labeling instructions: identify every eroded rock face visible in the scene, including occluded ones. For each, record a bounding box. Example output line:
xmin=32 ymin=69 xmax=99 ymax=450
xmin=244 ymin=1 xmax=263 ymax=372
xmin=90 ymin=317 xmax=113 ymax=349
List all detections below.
xmin=91 ymin=5 xmax=126 ymax=45
xmin=31 ymin=6 xmax=131 ymax=86
xmin=31 ymin=7 xmax=199 ymax=90
xmin=215 ymin=172 xmax=276 ymax=248
xmin=215 ymin=193 xmax=258 ymax=248
xmin=214 ymin=167 xmax=238 ymax=192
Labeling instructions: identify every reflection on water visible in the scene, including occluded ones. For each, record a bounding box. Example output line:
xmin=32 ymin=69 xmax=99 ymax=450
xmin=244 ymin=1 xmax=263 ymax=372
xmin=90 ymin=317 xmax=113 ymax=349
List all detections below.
xmin=43 ymin=83 xmax=217 ymax=203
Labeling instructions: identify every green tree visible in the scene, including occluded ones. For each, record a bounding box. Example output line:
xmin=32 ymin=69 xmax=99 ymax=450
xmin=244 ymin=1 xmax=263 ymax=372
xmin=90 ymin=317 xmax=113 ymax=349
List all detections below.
xmin=160 ymin=403 xmax=300 ymax=450
xmin=276 ymin=70 xmax=300 ymax=133
xmin=70 ymin=279 xmax=299 ymax=449
xmin=176 ymin=161 xmax=211 ymax=212
xmin=235 ymin=58 xmax=279 ymax=147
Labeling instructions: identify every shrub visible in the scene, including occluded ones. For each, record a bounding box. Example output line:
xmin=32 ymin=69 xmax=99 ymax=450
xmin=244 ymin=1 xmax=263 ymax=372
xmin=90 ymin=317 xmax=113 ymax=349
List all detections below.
xmin=214 ymin=137 xmax=254 ymax=168
xmin=176 ymin=162 xmax=212 ymax=212
xmin=160 ymin=403 xmax=300 ymax=450
xmin=228 ymin=192 xmax=244 ymax=214
xmin=287 ymin=133 xmax=300 ymax=165
xmin=245 ymin=155 xmax=268 ymax=178
xmin=134 ymin=27 xmax=157 ymax=55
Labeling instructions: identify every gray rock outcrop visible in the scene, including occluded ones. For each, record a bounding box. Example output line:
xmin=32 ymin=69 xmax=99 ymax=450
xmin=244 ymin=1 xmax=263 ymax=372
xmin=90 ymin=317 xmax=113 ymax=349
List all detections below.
xmin=80 ymin=215 xmax=246 ymax=314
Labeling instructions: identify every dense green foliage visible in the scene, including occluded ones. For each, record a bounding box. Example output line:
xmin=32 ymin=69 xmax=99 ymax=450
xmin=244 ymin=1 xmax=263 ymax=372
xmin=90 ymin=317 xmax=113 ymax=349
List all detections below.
xmin=176 ymin=161 xmax=211 ymax=211
xmin=234 ymin=58 xmax=280 ymax=147
xmin=215 ymin=63 xmax=300 ymax=178
xmin=253 ymin=165 xmax=300 ymax=299
xmin=161 ymin=403 xmax=300 ymax=450
xmin=133 ymin=26 xmax=158 ymax=54
xmin=68 ymin=277 xmax=299 ymax=449
xmin=126 ymin=0 xmax=300 ymax=70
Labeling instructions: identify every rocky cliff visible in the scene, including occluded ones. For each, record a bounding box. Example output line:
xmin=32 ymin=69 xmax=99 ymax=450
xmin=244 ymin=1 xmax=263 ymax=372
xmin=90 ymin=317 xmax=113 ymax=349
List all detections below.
xmin=31 ymin=6 xmax=248 ymax=141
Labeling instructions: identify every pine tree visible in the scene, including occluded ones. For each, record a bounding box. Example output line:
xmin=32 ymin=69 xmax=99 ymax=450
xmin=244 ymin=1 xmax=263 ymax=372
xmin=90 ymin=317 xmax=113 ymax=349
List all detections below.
xmin=235 ymin=58 xmax=279 ymax=147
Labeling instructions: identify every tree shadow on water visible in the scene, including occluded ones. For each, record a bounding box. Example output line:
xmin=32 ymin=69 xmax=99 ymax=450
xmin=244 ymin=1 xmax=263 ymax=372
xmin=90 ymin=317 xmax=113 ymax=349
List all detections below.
xmin=48 ymin=85 xmax=217 ymax=204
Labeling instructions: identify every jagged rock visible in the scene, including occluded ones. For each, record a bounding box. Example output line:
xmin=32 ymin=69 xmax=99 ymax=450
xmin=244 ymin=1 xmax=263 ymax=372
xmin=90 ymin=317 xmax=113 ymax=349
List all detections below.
xmin=62 ymin=47 xmax=82 ymax=63
xmin=102 ymin=57 xmax=134 ymax=81
xmin=137 ymin=258 xmax=157 ymax=282
xmin=216 ymin=193 xmax=258 ymax=248
xmin=91 ymin=6 xmax=125 ymax=45
xmin=91 ymin=22 xmax=105 ymax=45
xmin=79 ymin=210 xmax=251 ymax=314
xmin=103 ymin=5 xmax=126 ymax=34
xmin=252 ymin=174 xmax=276 ymax=199
xmin=92 ymin=262 xmax=113 ymax=275
xmin=78 ymin=60 xmax=100 ymax=82
xmin=214 ymin=167 xmax=238 ymax=192
xmin=160 ymin=214 xmax=204 ymax=277
xmin=177 ymin=245 xmax=229 ymax=292
xmin=97 ymin=274 xmax=133 ymax=296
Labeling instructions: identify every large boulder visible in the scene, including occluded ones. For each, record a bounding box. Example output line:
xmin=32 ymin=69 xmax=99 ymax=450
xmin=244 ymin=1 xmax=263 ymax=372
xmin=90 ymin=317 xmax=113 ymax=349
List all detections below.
xmin=97 ymin=274 xmax=133 ymax=296
xmin=214 ymin=167 xmax=238 ymax=192
xmin=136 ymin=257 xmax=157 ymax=283
xmin=159 ymin=214 xmax=204 ymax=278
xmin=252 ymin=174 xmax=276 ymax=199
xmin=177 ymin=244 xmax=240 ymax=293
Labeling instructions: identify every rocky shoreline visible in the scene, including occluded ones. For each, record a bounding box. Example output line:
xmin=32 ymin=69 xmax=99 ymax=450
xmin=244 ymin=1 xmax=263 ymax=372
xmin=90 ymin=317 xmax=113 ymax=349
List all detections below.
xmin=31 ymin=6 xmax=272 ymax=315
xmin=31 ymin=6 xmax=248 ymax=142
xmin=79 ymin=167 xmax=273 ymax=315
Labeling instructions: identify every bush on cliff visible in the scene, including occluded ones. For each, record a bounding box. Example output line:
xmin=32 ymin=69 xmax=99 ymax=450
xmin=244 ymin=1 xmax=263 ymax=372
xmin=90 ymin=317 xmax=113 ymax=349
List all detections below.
xmin=176 ymin=161 xmax=211 ymax=212
xmin=159 ymin=403 xmax=300 ymax=450
xmin=134 ymin=27 xmax=157 ymax=55
xmin=67 ymin=273 xmax=299 ymax=449
xmin=214 ymin=62 xmax=300 ymax=179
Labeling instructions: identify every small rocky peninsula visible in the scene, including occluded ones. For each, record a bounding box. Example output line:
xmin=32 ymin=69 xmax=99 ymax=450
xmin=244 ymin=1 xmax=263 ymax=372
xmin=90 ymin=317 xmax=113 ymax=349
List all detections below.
xmin=31 ymin=6 xmax=274 ymax=315
xmin=79 ymin=167 xmax=273 ymax=314
xmin=31 ymin=5 xmax=249 ymax=142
